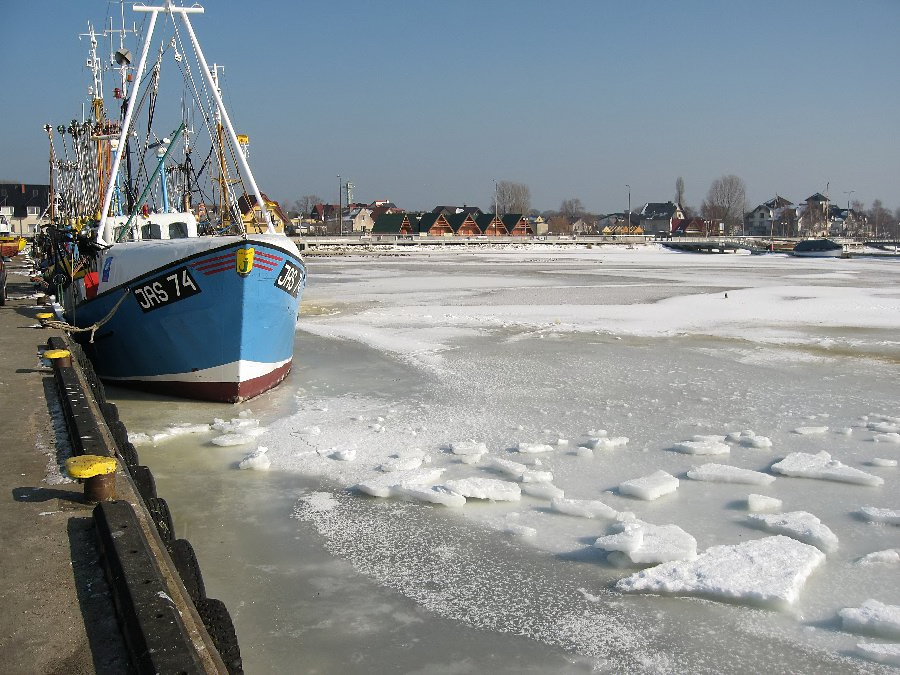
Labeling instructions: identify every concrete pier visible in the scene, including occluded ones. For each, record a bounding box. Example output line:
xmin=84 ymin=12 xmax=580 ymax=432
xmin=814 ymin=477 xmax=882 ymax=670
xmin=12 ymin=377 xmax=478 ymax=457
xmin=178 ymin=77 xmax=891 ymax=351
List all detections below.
xmin=0 ymin=255 xmax=238 ymax=673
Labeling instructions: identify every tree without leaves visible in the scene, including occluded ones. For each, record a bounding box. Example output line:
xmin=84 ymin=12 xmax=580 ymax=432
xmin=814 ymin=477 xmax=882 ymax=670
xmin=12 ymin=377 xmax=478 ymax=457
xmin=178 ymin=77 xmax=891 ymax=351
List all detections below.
xmin=675 ymin=176 xmax=685 ymax=206
xmin=559 ymin=198 xmax=584 ymax=219
xmin=289 ymin=194 xmax=323 ymax=218
xmin=493 ymin=181 xmax=531 ymax=214
xmin=701 ymin=175 xmax=747 ymax=235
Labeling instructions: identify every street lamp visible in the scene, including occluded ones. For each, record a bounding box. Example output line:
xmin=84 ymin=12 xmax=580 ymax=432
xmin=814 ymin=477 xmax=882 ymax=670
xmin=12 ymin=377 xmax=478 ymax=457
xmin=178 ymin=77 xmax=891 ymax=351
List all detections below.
xmin=625 ymin=184 xmax=631 ymax=231
xmin=337 ymin=173 xmax=341 ymax=236
xmin=843 ymin=190 xmax=854 ymax=235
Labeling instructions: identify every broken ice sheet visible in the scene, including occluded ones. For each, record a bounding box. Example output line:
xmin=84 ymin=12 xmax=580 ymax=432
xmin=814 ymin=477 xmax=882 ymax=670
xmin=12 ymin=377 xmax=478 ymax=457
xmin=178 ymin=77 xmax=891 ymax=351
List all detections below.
xmin=615 ymin=535 xmax=826 ymax=609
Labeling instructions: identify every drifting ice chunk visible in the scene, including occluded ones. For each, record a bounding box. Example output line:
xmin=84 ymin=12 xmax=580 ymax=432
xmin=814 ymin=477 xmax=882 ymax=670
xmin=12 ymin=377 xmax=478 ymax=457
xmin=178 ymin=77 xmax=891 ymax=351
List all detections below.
xmin=354 ymin=468 xmax=445 ymax=498
xmin=449 ymin=440 xmax=487 ymax=457
xmin=671 ymin=436 xmax=730 ymax=456
xmin=868 ymin=421 xmax=900 ymax=434
xmin=238 ymin=446 xmax=271 ymax=471
xmin=212 ymin=417 xmax=260 ymax=433
xmin=516 ymin=442 xmax=555 ymax=454
xmin=486 ymin=456 xmax=528 ymax=478
xmin=871 ymin=458 xmax=898 ymax=467
xmin=686 ymin=463 xmax=775 ymax=485
xmin=396 ymin=484 xmax=466 ymax=507
xmin=856 ymin=643 xmax=900 ymax=667
xmin=211 ymin=430 xmax=265 ymax=446
xmin=502 ymin=522 xmax=537 ymax=538
xmin=583 ymin=436 xmax=629 ymax=451
xmin=596 ymin=519 xmax=697 ymax=564
xmin=485 ymin=456 xmax=554 ymax=483
xmin=128 ymin=432 xmax=152 ymax=446
xmin=619 ymin=470 xmax=679 ymax=500
xmin=873 ymin=433 xmax=900 ymax=444
xmin=378 ymin=452 xmax=425 ymax=472
xmin=615 ymin=535 xmax=825 ymax=607
xmin=856 ymin=549 xmax=900 ymax=565
xmin=443 ymin=477 xmax=521 ymax=501
xmin=520 ymin=482 xmax=565 ymax=500
xmin=792 ymin=426 xmax=829 ymax=435
xmin=747 ymin=511 xmax=839 ymax=553
xmin=725 ymin=430 xmax=772 ymax=448
xmin=771 ymin=451 xmax=884 ymax=486
xmin=747 ymin=494 xmax=783 ymax=512
xmin=858 ymin=506 xmax=900 ymax=525
xmin=840 ymin=600 xmax=900 ymax=639
xmin=550 ymin=497 xmax=618 ymax=519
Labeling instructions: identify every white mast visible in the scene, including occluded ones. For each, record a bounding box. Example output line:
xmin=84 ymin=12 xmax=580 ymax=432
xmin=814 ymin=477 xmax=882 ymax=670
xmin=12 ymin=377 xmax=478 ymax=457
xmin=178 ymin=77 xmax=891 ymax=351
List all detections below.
xmin=172 ymin=3 xmax=274 ymax=234
xmin=99 ymin=1 xmax=275 ymax=241
xmin=96 ymin=8 xmax=159 ymax=243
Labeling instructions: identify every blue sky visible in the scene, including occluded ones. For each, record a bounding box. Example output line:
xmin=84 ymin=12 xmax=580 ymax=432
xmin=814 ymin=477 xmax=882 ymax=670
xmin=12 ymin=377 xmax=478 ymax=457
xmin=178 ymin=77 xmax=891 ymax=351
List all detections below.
xmin=2 ymin=1 xmax=898 ymax=214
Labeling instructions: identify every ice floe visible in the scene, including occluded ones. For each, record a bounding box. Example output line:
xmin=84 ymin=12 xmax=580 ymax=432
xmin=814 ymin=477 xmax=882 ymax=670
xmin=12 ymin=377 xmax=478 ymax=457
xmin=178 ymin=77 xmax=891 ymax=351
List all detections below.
xmin=792 ymin=426 xmax=829 ymax=435
xmin=670 ymin=435 xmax=730 ymax=456
xmin=520 ymin=482 xmax=565 ymax=500
xmin=238 ymin=446 xmax=271 ymax=471
xmin=443 ymin=477 xmax=521 ymax=501
xmin=856 ymin=549 xmax=900 ymax=565
xmin=619 ymin=470 xmax=679 ymax=500
xmin=855 ymin=642 xmax=900 ymax=667
xmin=615 ymin=535 xmax=826 ymax=608
xmin=840 ymin=599 xmax=900 ymax=639
xmin=354 ymin=468 xmax=445 ymax=498
xmin=485 ymin=456 xmax=554 ymax=483
xmin=515 ymin=441 xmax=555 ymax=454
xmin=858 ymin=506 xmax=900 ymax=525
xmin=746 ymin=494 xmax=783 ymax=512
xmin=870 ymin=458 xmax=898 ymax=467
xmin=746 ymin=511 xmax=839 ymax=553
xmin=873 ymin=432 xmax=900 ymax=444
xmin=725 ymin=430 xmax=773 ymax=448
xmin=595 ymin=517 xmax=697 ymax=565
xmin=770 ymin=451 xmax=884 ymax=486
xmin=550 ymin=497 xmax=618 ymax=519
xmin=685 ymin=463 xmax=775 ymax=485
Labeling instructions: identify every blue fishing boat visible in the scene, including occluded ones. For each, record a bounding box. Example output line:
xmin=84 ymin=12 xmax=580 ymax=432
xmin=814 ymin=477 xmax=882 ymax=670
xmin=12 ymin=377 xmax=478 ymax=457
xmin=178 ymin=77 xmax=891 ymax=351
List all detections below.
xmin=39 ymin=2 xmax=306 ymax=402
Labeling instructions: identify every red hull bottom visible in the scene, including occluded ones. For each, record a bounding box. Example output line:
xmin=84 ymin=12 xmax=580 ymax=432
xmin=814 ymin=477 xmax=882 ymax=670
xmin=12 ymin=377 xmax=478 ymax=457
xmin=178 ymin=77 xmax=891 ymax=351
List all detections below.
xmin=103 ymin=361 xmax=293 ymax=403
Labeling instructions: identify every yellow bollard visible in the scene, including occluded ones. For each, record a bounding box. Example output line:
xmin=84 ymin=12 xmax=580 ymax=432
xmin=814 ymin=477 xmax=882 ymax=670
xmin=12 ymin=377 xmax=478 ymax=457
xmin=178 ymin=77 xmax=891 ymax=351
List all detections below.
xmin=44 ymin=349 xmax=72 ymax=368
xmin=65 ymin=455 xmax=118 ymax=503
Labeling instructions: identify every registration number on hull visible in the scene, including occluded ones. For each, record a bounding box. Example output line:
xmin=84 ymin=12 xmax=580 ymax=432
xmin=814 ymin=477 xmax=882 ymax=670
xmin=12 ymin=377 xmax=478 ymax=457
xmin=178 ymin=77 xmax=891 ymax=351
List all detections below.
xmin=132 ymin=267 xmax=201 ymax=312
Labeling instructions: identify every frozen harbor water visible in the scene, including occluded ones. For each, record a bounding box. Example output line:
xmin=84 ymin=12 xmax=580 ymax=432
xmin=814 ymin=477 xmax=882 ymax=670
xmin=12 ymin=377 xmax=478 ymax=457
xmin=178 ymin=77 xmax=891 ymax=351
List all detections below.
xmin=114 ymin=245 xmax=900 ymax=673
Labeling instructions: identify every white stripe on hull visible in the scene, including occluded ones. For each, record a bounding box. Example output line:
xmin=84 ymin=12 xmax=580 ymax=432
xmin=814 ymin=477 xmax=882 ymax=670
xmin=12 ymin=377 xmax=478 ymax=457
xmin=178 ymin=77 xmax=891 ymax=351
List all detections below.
xmin=102 ymin=357 xmax=291 ymax=385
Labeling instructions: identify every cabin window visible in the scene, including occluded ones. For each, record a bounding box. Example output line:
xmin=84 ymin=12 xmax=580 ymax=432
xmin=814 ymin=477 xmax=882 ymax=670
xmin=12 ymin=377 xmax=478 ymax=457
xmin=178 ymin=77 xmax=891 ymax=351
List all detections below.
xmin=169 ymin=221 xmax=189 ymax=238
xmin=141 ymin=224 xmax=153 ymax=239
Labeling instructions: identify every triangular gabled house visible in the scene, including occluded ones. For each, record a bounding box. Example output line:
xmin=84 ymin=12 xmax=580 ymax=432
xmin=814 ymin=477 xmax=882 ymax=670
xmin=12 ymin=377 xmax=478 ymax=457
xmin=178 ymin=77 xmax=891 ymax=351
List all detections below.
xmin=372 ymin=212 xmax=417 ymax=235
xmin=446 ymin=212 xmax=481 ymax=235
xmin=502 ymin=213 xmax=531 ymax=236
xmin=417 ymin=212 xmax=453 ymax=236
xmin=475 ymin=213 xmax=508 ymax=236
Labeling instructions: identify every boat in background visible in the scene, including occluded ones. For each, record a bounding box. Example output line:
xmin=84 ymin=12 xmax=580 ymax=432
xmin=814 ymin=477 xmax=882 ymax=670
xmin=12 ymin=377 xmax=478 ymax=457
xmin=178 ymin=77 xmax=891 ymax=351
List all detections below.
xmin=37 ymin=1 xmax=306 ymax=402
xmin=0 ymin=216 xmax=26 ymax=257
xmin=791 ymin=238 xmax=845 ymax=258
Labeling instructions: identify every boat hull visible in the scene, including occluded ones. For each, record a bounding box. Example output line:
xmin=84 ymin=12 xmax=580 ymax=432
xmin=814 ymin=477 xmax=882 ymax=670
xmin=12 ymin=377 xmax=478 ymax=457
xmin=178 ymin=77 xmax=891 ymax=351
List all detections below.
xmin=68 ymin=236 xmax=305 ymax=403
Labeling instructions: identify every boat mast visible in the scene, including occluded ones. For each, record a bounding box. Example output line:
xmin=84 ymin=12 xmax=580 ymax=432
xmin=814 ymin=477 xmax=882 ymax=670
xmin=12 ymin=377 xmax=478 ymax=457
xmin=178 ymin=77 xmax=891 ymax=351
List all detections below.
xmin=174 ymin=4 xmax=274 ymax=234
xmin=97 ymin=8 xmax=160 ymax=243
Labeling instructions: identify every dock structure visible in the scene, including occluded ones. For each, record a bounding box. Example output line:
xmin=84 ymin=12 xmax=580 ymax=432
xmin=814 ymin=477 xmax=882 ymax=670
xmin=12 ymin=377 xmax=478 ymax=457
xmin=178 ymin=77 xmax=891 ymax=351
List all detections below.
xmin=659 ymin=237 xmax=767 ymax=254
xmin=0 ymin=255 xmax=241 ymax=673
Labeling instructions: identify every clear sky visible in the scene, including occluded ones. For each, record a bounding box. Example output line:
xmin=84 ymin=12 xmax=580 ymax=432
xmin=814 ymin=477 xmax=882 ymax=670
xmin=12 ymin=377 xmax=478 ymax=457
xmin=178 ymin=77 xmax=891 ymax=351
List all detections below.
xmin=2 ymin=0 xmax=898 ymax=215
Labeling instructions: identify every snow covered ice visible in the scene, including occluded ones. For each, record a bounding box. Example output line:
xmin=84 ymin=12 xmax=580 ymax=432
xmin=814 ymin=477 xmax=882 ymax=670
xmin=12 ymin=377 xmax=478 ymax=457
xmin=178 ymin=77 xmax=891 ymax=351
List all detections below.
xmin=116 ymin=246 xmax=900 ymax=673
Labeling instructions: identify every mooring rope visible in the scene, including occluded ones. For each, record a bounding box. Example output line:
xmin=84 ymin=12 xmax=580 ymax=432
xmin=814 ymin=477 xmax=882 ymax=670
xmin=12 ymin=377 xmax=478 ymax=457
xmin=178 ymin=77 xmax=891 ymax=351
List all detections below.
xmin=42 ymin=288 xmax=131 ymax=343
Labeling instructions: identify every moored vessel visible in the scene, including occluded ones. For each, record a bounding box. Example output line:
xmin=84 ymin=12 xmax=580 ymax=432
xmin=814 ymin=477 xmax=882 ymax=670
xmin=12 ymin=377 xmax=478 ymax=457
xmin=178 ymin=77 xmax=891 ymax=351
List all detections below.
xmin=37 ymin=1 xmax=306 ymax=402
